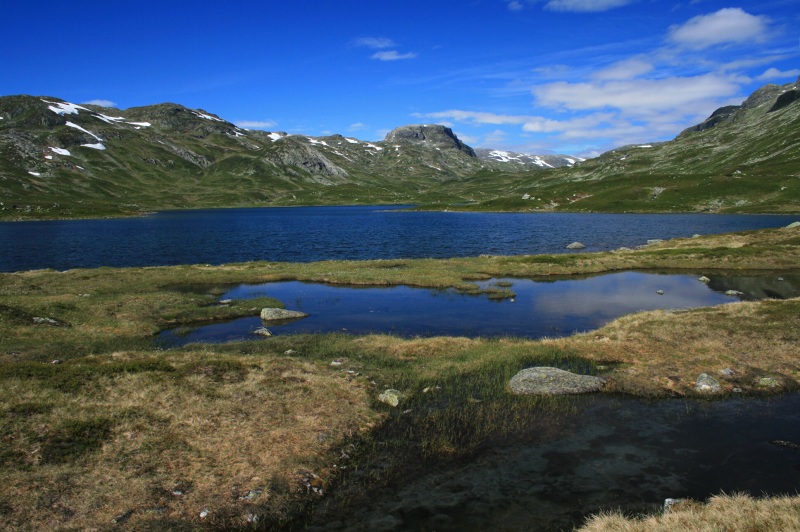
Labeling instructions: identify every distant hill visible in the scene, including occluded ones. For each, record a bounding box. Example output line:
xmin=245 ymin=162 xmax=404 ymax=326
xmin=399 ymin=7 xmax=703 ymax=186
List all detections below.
xmin=1 ymin=76 xmax=798 ymax=219
xmin=474 ymin=77 xmax=800 ymax=213
xmin=0 ymin=99 xmax=575 ymax=219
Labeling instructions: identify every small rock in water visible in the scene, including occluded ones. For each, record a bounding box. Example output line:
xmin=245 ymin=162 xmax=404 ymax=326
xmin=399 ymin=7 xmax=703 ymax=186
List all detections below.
xmin=260 ymin=307 xmax=309 ymax=321
xmin=565 ymin=241 xmax=585 ymax=250
xmin=656 ymin=290 xmax=664 ymax=295
xmin=253 ymin=327 xmax=272 ymax=337
xmin=785 ymin=221 xmax=800 ymax=229
xmin=694 ymin=373 xmax=721 ymax=393
xmin=698 ymin=276 xmax=711 ymax=283
xmin=725 ymin=290 xmax=744 ymax=296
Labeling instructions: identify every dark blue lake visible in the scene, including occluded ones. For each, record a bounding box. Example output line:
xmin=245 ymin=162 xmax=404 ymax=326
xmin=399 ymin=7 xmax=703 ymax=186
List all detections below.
xmin=0 ymin=206 xmax=797 ymax=272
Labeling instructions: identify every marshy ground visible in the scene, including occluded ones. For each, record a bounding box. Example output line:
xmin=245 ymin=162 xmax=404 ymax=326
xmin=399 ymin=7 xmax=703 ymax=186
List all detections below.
xmin=1 ymin=225 xmax=799 ymax=529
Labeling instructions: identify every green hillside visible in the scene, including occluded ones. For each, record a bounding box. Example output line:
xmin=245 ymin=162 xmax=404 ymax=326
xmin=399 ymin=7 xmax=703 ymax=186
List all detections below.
xmin=1 ymin=77 xmax=799 ymax=219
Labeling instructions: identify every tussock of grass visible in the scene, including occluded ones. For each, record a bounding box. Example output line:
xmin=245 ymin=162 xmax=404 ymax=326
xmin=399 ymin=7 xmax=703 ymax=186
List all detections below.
xmin=579 ymin=493 xmax=800 ymax=531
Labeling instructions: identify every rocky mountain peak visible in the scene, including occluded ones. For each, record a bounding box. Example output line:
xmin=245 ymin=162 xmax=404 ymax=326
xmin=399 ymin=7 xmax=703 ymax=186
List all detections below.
xmin=385 ymin=124 xmax=476 ymax=157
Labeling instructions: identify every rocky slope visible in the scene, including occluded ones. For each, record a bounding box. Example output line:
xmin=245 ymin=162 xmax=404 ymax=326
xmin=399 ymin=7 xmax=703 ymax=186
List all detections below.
xmin=489 ymin=76 xmax=800 ymax=213
xmin=0 ymin=99 xmax=575 ymax=218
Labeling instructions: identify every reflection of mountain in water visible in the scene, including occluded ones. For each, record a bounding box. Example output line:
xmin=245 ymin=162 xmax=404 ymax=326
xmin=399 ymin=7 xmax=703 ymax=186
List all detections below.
xmin=707 ymin=274 xmax=800 ymax=300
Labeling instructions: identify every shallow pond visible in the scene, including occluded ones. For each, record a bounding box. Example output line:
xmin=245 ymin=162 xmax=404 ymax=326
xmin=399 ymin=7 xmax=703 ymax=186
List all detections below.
xmin=158 ymin=270 xmax=799 ymax=346
xmin=308 ymin=394 xmax=800 ymax=531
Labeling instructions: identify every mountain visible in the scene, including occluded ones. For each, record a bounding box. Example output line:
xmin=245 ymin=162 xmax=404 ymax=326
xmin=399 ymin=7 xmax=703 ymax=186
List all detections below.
xmin=2 ymin=76 xmax=799 ymax=219
xmin=481 ymin=77 xmax=800 ymax=213
xmin=0 ymin=98 xmax=576 ymax=219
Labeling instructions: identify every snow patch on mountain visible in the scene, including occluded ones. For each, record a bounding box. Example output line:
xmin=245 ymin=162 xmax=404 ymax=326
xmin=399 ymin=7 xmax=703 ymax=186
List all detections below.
xmin=66 ymin=121 xmax=103 ymax=142
xmin=50 ymin=147 xmax=71 ymax=156
xmin=193 ymin=111 xmax=225 ymax=122
xmin=42 ymin=99 xmax=88 ymax=116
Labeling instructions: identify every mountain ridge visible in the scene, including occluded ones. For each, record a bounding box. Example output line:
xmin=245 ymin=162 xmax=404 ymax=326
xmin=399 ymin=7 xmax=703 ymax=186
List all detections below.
xmin=1 ymin=76 xmax=799 ymax=218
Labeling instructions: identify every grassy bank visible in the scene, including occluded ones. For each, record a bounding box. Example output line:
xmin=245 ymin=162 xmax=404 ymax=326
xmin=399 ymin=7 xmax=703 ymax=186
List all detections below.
xmin=1 ymin=225 xmax=799 ymax=528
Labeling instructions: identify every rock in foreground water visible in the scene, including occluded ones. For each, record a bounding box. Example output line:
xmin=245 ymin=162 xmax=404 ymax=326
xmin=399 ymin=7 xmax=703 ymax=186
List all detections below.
xmin=508 ymin=367 xmax=605 ymax=395
xmin=260 ymin=308 xmax=309 ymax=321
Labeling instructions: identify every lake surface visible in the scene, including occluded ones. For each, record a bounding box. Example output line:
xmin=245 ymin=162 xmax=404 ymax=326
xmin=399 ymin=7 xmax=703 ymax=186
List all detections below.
xmin=309 ymin=393 xmax=800 ymax=531
xmin=1 ymin=206 xmax=797 ymax=272
xmin=158 ymin=271 xmax=800 ymax=346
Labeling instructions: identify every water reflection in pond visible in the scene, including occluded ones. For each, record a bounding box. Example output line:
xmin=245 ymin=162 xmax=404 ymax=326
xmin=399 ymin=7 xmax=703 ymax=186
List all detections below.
xmin=159 ymin=271 xmax=799 ymax=346
xmin=308 ymin=394 xmax=800 ymax=531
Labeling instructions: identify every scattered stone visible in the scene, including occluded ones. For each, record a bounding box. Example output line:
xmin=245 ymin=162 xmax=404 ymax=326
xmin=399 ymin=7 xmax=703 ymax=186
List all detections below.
xmin=253 ymin=327 xmax=272 ymax=337
xmin=260 ymin=308 xmax=309 ymax=321
xmin=615 ymin=246 xmax=633 ymax=252
xmin=565 ymin=241 xmax=585 ymax=250
xmin=297 ymin=470 xmax=324 ymax=496
xmin=218 ymin=299 xmax=232 ymax=305
xmin=112 ymin=510 xmax=134 ymax=524
xmin=378 ymin=389 xmax=402 ymax=406
xmin=239 ymin=487 xmax=263 ymax=501
xmin=778 ymin=277 xmax=785 ymax=281
xmin=725 ymin=290 xmax=744 ymax=296
xmin=719 ymin=368 xmax=735 ymax=377
xmin=32 ymin=316 xmax=60 ymax=326
xmin=732 ymin=387 xmax=743 ymax=393
xmin=51 ymin=359 xmax=61 ymax=364
xmin=647 ymin=239 xmax=664 ymax=245
xmin=664 ymin=498 xmax=685 ymax=512
xmin=508 ymin=367 xmax=605 ymax=395
xmin=694 ymin=373 xmax=722 ymax=393
xmin=656 ymin=290 xmax=664 ymax=295
xmin=330 ymin=358 xmax=346 ymax=366
xmin=692 ymin=234 xmax=702 ymax=238
xmin=757 ymin=377 xmax=780 ymax=388
xmin=698 ymin=276 xmax=711 ymax=283
xmin=785 ymin=221 xmax=800 ymax=229
xmin=284 ymin=349 xmax=298 ymax=355
xmin=770 ymin=440 xmax=800 ymax=450
xmin=199 ymin=508 xmax=210 ymax=519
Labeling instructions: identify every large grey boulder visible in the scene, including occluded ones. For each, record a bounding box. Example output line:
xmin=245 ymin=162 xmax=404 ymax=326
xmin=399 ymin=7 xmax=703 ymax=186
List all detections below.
xmin=260 ymin=308 xmax=309 ymax=321
xmin=508 ymin=367 xmax=605 ymax=395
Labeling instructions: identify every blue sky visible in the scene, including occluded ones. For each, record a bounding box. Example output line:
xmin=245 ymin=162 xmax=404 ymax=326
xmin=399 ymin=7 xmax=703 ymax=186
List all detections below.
xmin=2 ymin=1 xmax=799 ymax=157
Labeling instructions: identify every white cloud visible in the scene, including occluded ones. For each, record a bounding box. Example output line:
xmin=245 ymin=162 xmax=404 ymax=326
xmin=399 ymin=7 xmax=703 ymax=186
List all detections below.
xmin=353 ymin=37 xmax=395 ymax=49
xmin=668 ymin=8 xmax=769 ymax=50
xmin=235 ymin=120 xmax=277 ymax=129
xmin=82 ymin=99 xmax=116 ymax=108
xmin=532 ymin=74 xmax=741 ymax=119
xmin=372 ymin=50 xmax=417 ymax=61
xmin=422 ymin=110 xmax=528 ymax=125
xmin=544 ymin=0 xmax=634 ymax=12
xmin=757 ymin=67 xmax=800 ymax=81
xmin=348 ymin=122 xmax=367 ymax=131
xmin=592 ymin=59 xmax=653 ymax=81
xmin=507 ymin=1 xmax=524 ymax=11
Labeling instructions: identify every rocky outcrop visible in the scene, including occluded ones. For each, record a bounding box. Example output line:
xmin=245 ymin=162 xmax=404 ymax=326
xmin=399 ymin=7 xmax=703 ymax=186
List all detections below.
xmin=508 ymin=367 xmax=605 ymax=395
xmin=385 ymin=124 xmax=476 ymax=157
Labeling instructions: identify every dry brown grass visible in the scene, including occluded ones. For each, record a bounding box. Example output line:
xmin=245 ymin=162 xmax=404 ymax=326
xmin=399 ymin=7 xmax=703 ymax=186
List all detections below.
xmin=0 ymin=350 xmax=378 ymax=529
xmin=550 ymin=297 xmax=800 ymax=396
xmin=579 ymin=493 xmax=800 ymax=531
